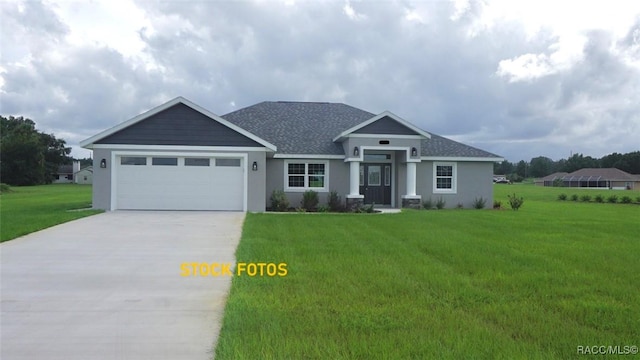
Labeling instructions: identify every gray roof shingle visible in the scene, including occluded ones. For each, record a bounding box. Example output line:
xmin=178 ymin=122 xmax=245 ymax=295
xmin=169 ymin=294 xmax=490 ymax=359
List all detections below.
xmin=223 ymin=102 xmax=373 ymax=154
xmin=421 ymin=133 xmax=502 ymax=158
xmin=222 ymin=101 xmax=501 ymax=159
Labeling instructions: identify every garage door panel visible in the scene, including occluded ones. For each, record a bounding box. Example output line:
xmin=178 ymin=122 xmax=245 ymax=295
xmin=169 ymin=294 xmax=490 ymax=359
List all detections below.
xmin=115 ymin=156 xmax=244 ymax=211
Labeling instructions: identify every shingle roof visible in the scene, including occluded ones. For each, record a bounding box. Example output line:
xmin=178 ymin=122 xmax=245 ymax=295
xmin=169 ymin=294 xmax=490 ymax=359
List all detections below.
xmin=57 ymin=165 xmax=73 ymax=174
xmin=563 ymin=168 xmax=639 ymax=181
xmin=223 ymin=102 xmax=373 ymax=154
xmin=222 ymin=101 xmax=501 ymax=159
xmin=421 ymin=133 xmax=501 ymax=158
xmin=539 ymin=172 xmax=569 ymax=181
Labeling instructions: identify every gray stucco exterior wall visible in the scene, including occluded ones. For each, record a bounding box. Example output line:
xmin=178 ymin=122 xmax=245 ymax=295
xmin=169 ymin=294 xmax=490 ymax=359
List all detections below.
xmin=265 ymin=158 xmax=350 ymax=209
xmin=92 ymin=149 xmax=111 ymax=210
xmin=416 ymin=161 xmax=494 ymax=208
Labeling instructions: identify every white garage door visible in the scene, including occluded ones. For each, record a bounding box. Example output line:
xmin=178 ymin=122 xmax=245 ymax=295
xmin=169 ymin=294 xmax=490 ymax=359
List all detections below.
xmin=115 ymin=155 xmax=244 ymax=210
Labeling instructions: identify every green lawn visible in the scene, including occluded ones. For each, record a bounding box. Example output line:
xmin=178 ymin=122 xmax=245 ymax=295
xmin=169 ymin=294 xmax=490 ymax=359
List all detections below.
xmin=215 ymin=184 xmax=639 ymax=359
xmin=0 ymin=184 xmax=102 ymax=242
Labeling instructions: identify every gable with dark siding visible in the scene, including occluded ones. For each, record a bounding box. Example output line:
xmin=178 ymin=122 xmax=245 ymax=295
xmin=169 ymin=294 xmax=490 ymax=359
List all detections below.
xmin=353 ymin=116 xmax=420 ymax=135
xmin=96 ymin=103 xmax=262 ymax=147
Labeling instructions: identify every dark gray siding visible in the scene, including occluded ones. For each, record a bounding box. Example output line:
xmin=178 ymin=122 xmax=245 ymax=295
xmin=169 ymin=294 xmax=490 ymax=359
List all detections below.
xmin=97 ymin=103 xmax=262 ymax=146
xmin=353 ymin=116 xmax=419 ymax=135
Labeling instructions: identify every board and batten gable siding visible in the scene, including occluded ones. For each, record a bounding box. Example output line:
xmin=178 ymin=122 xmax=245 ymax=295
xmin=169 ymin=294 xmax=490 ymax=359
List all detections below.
xmin=416 ymin=161 xmax=494 ymax=208
xmin=95 ymin=103 xmax=263 ymax=147
xmin=352 ymin=116 xmax=420 ymax=135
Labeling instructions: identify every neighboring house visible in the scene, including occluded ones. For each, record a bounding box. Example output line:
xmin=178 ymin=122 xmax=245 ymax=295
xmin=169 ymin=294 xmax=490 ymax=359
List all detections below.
xmin=53 ymin=161 xmax=80 ymax=184
xmin=535 ymin=168 xmax=640 ymax=190
xmin=534 ymin=172 xmax=568 ymax=187
xmin=74 ymin=166 xmax=93 ymax=184
xmin=80 ymin=97 xmax=503 ymax=211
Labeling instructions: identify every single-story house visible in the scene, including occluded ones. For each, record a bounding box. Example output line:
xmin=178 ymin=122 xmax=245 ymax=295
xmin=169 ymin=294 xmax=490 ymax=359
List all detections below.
xmin=53 ymin=161 xmax=80 ymax=183
xmin=533 ymin=172 xmax=568 ymax=187
xmin=74 ymin=166 xmax=93 ymax=184
xmin=80 ymin=97 xmax=503 ymax=211
xmin=535 ymin=168 xmax=640 ymax=190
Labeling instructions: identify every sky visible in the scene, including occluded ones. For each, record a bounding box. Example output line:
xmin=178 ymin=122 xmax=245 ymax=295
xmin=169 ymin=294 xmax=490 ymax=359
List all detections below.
xmin=1 ymin=0 xmax=639 ymax=162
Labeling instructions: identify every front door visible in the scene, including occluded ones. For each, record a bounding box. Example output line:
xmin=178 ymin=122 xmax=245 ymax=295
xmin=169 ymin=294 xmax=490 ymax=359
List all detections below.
xmin=359 ymin=163 xmax=391 ymax=205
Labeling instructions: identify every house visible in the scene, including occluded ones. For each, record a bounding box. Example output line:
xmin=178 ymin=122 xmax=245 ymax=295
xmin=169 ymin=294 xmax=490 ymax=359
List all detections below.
xmin=533 ymin=172 xmax=568 ymax=187
xmin=80 ymin=97 xmax=503 ymax=211
xmin=74 ymin=166 xmax=93 ymax=184
xmin=536 ymin=168 xmax=640 ymax=190
xmin=53 ymin=161 xmax=80 ymax=183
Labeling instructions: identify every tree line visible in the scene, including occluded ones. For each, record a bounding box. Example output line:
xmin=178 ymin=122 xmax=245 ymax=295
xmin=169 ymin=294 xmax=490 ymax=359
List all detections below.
xmin=494 ymin=151 xmax=640 ymax=181
xmin=1 ymin=115 xmax=72 ymax=186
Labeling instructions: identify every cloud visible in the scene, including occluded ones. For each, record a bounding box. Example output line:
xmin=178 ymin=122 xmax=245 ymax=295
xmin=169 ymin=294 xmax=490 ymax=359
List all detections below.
xmin=1 ymin=0 xmax=639 ymax=162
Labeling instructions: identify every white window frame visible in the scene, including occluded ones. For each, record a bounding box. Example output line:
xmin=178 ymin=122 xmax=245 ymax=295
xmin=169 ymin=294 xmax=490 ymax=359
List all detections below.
xmin=284 ymin=160 xmax=329 ymax=192
xmin=433 ymin=162 xmax=457 ymax=194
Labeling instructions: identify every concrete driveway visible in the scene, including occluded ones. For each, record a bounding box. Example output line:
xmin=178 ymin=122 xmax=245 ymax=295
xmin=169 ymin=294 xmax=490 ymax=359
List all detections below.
xmin=1 ymin=211 xmax=244 ymax=360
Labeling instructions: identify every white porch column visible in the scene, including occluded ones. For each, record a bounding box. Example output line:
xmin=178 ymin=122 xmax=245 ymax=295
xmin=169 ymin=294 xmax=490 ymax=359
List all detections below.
xmin=348 ymin=161 xmax=362 ymax=197
xmin=406 ymin=161 xmax=417 ymax=197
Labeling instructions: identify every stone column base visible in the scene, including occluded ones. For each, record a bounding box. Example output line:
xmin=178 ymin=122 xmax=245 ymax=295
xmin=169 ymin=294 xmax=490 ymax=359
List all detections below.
xmin=345 ymin=197 xmax=364 ymax=212
xmin=401 ymin=196 xmax=422 ymax=209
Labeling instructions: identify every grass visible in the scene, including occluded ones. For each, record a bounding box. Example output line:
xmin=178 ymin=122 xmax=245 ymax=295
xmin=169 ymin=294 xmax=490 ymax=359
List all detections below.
xmin=215 ymin=184 xmax=639 ymax=359
xmin=0 ymin=184 xmax=102 ymax=242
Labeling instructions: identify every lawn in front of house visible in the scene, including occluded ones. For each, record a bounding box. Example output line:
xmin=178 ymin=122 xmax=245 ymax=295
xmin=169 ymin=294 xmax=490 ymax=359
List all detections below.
xmin=0 ymin=184 xmax=102 ymax=242
xmin=215 ymin=184 xmax=639 ymax=359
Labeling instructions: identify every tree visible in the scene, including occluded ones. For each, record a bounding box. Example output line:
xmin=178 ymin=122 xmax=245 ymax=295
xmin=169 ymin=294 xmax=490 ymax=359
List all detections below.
xmin=40 ymin=132 xmax=72 ymax=183
xmin=562 ymin=153 xmax=598 ymax=173
xmin=0 ymin=115 xmax=71 ymax=186
xmin=494 ymin=160 xmax=514 ymax=175
xmin=515 ymin=160 xmax=528 ymax=178
xmin=529 ymin=156 xmax=554 ymax=178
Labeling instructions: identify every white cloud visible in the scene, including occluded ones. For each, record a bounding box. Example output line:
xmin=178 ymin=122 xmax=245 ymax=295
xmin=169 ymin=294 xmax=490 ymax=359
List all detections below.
xmin=1 ymin=0 xmax=639 ymax=162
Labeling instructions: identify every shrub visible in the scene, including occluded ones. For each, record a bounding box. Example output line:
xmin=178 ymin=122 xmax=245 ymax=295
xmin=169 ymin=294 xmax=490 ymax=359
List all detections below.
xmin=301 ymin=190 xmax=319 ymax=211
xmin=570 ymin=194 xmax=579 ymax=201
xmin=607 ymin=195 xmax=618 ymax=203
xmin=493 ymin=200 xmax=502 ymax=209
xmin=270 ymin=190 xmax=289 ymax=211
xmin=636 ymin=196 xmax=640 ymax=204
xmin=327 ymin=191 xmax=343 ymax=212
xmin=472 ymin=197 xmax=486 ymax=209
xmin=507 ymin=193 xmax=524 ymax=211
xmin=580 ymin=195 xmax=591 ymax=202
xmin=435 ymin=197 xmax=446 ymax=210
xmin=422 ymin=198 xmax=434 ymax=210
xmin=0 ymin=183 xmax=12 ymax=193
xmin=317 ymin=205 xmax=329 ymax=212
xmin=621 ymin=196 xmax=632 ymax=204
xmin=557 ymin=193 xmax=567 ymax=200
xmin=456 ymin=203 xmax=464 ymax=209
xmin=594 ymin=195 xmax=604 ymax=203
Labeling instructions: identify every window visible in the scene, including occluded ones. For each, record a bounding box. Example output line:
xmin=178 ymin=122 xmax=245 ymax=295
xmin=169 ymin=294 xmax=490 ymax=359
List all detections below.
xmin=359 ymin=165 xmax=364 ymax=186
xmin=368 ymin=165 xmax=381 ymax=186
xmin=215 ymin=158 xmax=241 ymax=167
xmin=121 ymin=157 xmax=146 ymax=165
xmin=433 ymin=162 xmax=457 ymax=193
xmin=384 ymin=166 xmax=391 ymax=186
xmin=285 ymin=161 xmax=328 ymax=191
xmin=185 ymin=158 xmax=210 ymax=167
xmin=152 ymin=157 xmax=177 ymax=166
